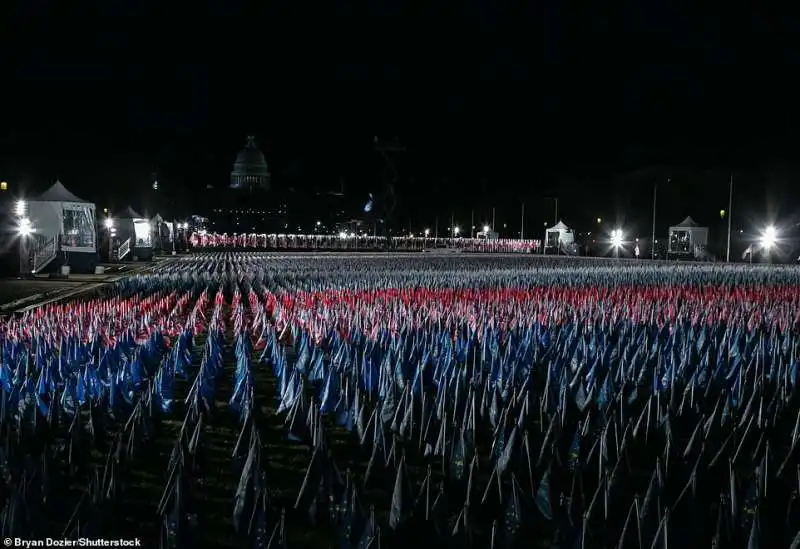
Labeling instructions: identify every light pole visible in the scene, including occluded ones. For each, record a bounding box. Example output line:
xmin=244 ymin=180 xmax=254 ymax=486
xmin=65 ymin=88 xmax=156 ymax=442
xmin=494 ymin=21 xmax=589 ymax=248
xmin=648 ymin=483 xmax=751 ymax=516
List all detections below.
xmin=611 ymin=228 xmax=624 ymax=259
xmin=543 ymin=197 xmax=559 ymax=226
xmin=15 ymin=201 xmax=33 ymax=274
xmin=726 ymin=174 xmax=733 ymax=262
xmin=650 ymin=183 xmax=656 ymax=259
xmin=760 ymin=226 xmax=777 ymax=263
xmin=543 ymin=222 xmax=548 ymax=255
xmin=19 ymin=218 xmax=34 ymax=274
xmin=104 ymin=218 xmax=114 ymax=261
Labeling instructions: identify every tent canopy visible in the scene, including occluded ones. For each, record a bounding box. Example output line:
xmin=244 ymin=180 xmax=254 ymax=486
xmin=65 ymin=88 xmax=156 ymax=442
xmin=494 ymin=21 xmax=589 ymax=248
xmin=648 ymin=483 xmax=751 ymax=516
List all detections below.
xmin=115 ymin=206 xmax=145 ymax=219
xmin=669 ymin=216 xmax=709 ymax=255
xmin=545 ymin=220 xmax=575 ymax=247
xmin=35 ymin=180 xmax=90 ymax=203
xmin=672 ymin=216 xmax=702 ymax=228
xmin=547 ymin=220 xmax=570 ymax=232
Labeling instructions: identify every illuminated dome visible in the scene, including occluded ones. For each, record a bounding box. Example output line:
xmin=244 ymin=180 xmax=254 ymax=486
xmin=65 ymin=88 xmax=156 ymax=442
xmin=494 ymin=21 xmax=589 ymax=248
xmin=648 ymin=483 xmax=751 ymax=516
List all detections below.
xmin=230 ymin=136 xmax=270 ymax=192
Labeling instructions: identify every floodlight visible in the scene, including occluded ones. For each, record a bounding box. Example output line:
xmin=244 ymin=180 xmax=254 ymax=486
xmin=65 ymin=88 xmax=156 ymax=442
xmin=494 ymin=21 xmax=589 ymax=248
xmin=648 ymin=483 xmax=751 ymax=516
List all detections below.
xmin=760 ymin=226 xmax=777 ymax=250
xmin=610 ymin=229 xmax=624 ymax=248
xmin=339 ymin=231 xmax=348 ymax=239
xmin=424 ymin=228 xmax=430 ymax=236
xmin=454 ymin=226 xmax=460 ymax=235
xmin=483 ymin=225 xmax=490 ymax=233
xmin=18 ymin=217 xmax=32 ymax=236
xmin=104 ymin=218 xmax=114 ymax=229
xmin=15 ymin=200 xmax=26 ymax=217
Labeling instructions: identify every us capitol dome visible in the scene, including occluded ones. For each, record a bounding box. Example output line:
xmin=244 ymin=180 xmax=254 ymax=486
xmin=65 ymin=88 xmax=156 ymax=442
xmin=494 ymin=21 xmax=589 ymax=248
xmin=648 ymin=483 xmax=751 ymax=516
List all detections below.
xmin=230 ymin=136 xmax=270 ymax=192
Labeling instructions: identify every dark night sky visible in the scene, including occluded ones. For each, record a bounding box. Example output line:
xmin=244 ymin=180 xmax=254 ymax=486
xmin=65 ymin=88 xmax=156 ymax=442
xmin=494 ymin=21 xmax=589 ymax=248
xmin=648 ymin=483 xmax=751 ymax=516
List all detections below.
xmin=2 ymin=2 xmax=800 ymax=233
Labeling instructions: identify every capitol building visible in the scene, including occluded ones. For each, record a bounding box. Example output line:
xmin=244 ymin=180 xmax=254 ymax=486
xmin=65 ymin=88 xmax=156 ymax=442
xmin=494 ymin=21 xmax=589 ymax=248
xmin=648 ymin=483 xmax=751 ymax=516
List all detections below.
xmin=199 ymin=135 xmax=348 ymax=234
xmin=229 ymin=136 xmax=270 ymax=192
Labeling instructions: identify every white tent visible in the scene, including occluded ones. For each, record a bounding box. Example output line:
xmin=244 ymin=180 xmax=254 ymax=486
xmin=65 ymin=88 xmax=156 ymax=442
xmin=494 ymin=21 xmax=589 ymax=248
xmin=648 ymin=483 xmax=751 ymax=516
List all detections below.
xmin=545 ymin=220 xmax=575 ymax=249
xmin=28 ymin=180 xmax=96 ymax=254
xmin=113 ymin=206 xmax=153 ymax=259
xmin=151 ymin=213 xmax=176 ymax=249
xmin=668 ymin=216 xmax=709 ymax=257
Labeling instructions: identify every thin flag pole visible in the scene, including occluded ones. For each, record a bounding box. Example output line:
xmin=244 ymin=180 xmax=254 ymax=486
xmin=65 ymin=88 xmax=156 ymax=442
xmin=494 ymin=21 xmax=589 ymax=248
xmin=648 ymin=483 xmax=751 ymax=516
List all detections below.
xmin=521 ymin=203 xmax=525 ymax=240
xmin=492 ymin=207 xmax=496 ymax=232
xmin=726 ymin=173 xmax=733 ymax=263
xmin=471 ymin=210 xmax=475 ymax=238
xmin=553 ymin=198 xmax=558 ymax=225
xmin=651 ymin=182 xmax=657 ymax=259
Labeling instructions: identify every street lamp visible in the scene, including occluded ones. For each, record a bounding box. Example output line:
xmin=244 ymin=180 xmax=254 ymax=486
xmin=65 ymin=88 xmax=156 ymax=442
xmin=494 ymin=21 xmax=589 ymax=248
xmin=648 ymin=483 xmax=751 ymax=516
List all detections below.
xmin=454 ymin=226 xmax=460 ymax=236
xmin=483 ymin=224 xmax=490 ymax=234
xmin=104 ymin=218 xmax=114 ymax=229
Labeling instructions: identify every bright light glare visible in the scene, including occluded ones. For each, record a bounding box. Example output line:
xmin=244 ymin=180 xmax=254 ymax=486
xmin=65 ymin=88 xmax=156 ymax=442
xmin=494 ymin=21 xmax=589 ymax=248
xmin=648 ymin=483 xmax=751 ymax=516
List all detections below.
xmin=18 ymin=217 xmax=32 ymax=236
xmin=15 ymin=200 xmax=26 ymax=217
xmin=483 ymin=225 xmax=490 ymax=233
xmin=761 ymin=226 xmax=777 ymax=249
xmin=104 ymin=218 xmax=114 ymax=228
xmin=610 ymin=229 xmax=624 ymax=248
xmin=454 ymin=226 xmax=460 ymax=235
xmin=424 ymin=229 xmax=430 ymax=236
xmin=338 ymin=231 xmax=348 ymax=239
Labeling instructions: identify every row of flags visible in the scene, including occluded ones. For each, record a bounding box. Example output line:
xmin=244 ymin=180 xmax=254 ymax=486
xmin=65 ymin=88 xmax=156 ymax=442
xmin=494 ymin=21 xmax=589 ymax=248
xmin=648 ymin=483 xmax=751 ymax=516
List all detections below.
xmin=189 ymin=233 xmax=540 ymax=253
xmin=0 ymin=252 xmax=800 ymax=548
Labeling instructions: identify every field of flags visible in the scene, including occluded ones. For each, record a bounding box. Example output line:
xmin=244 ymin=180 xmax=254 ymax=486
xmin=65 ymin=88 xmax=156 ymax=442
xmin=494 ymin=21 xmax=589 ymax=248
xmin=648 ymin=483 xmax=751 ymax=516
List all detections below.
xmin=1 ymin=252 xmax=800 ymax=548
